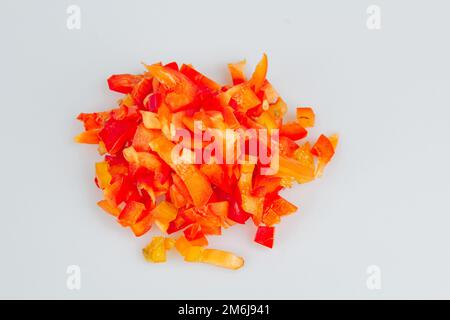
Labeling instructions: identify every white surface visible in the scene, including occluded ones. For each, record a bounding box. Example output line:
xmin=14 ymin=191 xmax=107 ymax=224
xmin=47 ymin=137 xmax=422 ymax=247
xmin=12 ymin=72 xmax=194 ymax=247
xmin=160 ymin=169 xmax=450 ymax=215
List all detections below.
xmin=1 ymin=0 xmax=450 ymax=299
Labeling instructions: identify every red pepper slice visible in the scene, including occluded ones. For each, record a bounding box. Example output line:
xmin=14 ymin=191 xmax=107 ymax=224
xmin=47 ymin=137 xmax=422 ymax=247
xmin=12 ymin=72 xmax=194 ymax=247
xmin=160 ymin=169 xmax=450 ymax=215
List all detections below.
xmin=254 ymin=226 xmax=275 ymax=248
xmin=99 ymin=118 xmax=138 ymax=154
xmin=107 ymin=74 xmax=142 ymax=94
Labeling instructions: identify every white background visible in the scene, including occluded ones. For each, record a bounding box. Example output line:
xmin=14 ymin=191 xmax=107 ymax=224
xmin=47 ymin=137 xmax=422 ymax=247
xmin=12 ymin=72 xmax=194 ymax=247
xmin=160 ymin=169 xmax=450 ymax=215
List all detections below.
xmin=1 ymin=0 xmax=449 ymax=299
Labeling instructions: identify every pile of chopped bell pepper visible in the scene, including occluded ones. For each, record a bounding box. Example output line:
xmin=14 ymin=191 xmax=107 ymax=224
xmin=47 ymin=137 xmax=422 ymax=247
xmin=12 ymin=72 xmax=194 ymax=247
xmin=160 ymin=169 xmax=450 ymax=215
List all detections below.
xmin=75 ymin=54 xmax=337 ymax=270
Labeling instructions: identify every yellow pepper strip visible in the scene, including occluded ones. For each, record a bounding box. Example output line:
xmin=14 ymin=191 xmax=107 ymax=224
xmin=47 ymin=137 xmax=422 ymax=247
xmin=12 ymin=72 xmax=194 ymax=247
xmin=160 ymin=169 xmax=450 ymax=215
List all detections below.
xmin=95 ymin=161 xmax=112 ymax=190
xmin=200 ymin=249 xmax=244 ymax=270
xmin=175 ymin=236 xmax=244 ymax=270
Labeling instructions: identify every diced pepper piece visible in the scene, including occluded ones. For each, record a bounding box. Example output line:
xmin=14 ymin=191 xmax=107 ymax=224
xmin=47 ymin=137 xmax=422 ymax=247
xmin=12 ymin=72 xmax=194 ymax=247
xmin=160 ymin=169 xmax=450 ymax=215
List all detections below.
xmin=255 ymin=110 xmax=278 ymax=131
xmin=151 ymin=201 xmax=178 ymax=233
xmin=262 ymin=209 xmax=280 ymax=226
xmin=131 ymin=124 xmax=159 ymax=152
xmin=168 ymin=184 xmax=187 ymax=209
xmin=249 ymin=53 xmax=268 ymax=92
xmin=311 ymin=134 xmax=336 ymax=177
xmin=99 ymin=118 xmax=137 ymax=154
xmin=227 ymin=198 xmax=251 ymax=224
xmin=293 ymin=142 xmax=315 ymax=170
xmin=131 ymin=78 xmax=153 ymax=107
xmin=254 ymin=226 xmax=274 ymax=248
xmin=95 ymin=162 xmax=111 ymax=190
xmin=175 ymin=235 xmax=192 ymax=256
xmin=329 ymin=134 xmax=339 ymax=149
xmin=74 ymin=130 xmax=100 ymax=144
xmin=141 ymin=111 xmax=161 ymax=129
xmin=180 ymin=64 xmax=221 ymax=91
xmin=280 ymin=122 xmax=307 ymax=140
xmin=266 ymin=195 xmax=297 ymax=217
xmin=221 ymin=106 xmax=240 ymax=129
xmin=97 ymin=199 xmax=121 ymax=217
xmin=277 ymin=155 xmax=315 ymax=184
xmin=183 ymin=223 xmax=204 ymax=241
xmin=296 ymin=107 xmax=315 ymax=128
xmin=131 ymin=210 xmax=153 ymax=237
xmin=146 ymin=64 xmax=198 ymax=111
xmin=228 ymin=60 xmax=246 ymax=85
xmin=77 ymin=112 xmax=110 ymax=131
xmin=149 ymin=135 xmax=213 ymax=207
xmin=165 ymin=238 xmax=176 ymax=250
xmin=252 ymin=176 xmax=282 ymax=197
xmin=164 ymin=61 xmax=179 ymax=70
xmin=200 ymin=163 xmax=230 ymax=193
xmin=107 ymin=74 xmax=142 ymax=94
xmin=261 ymin=81 xmax=279 ymax=104
xmin=144 ymin=92 xmax=162 ymax=112
xmin=167 ymin=211 xmax=192 ymax=235
xmin=123 ymin=146 xmax=162 ymax=171
xmin=311 ymin=134 xmax=335 ymax=163
xmin=143 ymin=236 xmax=166 ymax=263
xmin=118 ymin=201 xmax=145 ymax=227
xmin=228 ymin=85 xmax=261 ymax=112
xmin=279 ymin=136 xmax=299 ymax=157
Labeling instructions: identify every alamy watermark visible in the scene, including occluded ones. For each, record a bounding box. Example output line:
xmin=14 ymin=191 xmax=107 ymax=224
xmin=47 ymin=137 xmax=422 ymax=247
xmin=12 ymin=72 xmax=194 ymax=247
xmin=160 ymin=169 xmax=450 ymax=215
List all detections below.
xmin=66 ymin=5 xmax=81 ymax=30
xmin=366 ymin=265 xmax=382 ymax=290
xmin=66 ymin=265 xmax=81 ymax=290
xmin=366 ymin=5 xmax=381 ymax=30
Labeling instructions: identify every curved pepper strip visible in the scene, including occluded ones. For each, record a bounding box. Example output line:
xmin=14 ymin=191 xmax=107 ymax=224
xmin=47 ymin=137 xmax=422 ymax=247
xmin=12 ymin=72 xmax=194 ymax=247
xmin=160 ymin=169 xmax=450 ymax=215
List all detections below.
xmin=149 ymin=134 xmax=213 ymax=207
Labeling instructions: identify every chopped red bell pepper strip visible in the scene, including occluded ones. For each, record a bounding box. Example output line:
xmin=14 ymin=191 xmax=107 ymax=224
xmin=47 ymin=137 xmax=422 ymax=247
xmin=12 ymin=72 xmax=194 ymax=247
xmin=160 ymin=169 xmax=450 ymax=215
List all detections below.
xmin=254 ymin=226 xmax=275 ymax=248
xmin=107 ymin=74 xmax=142 ymax=94
xmin=146 ymin=64 xmax=198 ymax=111
xmin=180 ymin=64 xmax=221 ymax=92
xmin=131 ymin=77 xmax=153 ymax=108
xmin=99 ymin=118 xmax=138 ymax=154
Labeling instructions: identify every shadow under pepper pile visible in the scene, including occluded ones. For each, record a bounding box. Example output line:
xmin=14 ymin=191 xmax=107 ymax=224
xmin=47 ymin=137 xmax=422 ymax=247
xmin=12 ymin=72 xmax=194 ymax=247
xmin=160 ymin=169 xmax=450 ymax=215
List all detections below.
xmin=75 ymin=54 xmax=337 ymax=270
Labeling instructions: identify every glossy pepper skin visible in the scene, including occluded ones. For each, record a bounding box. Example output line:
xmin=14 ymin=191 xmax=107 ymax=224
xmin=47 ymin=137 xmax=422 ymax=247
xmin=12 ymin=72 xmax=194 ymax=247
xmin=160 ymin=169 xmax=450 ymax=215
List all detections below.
xmin=75 ymin=54 xmax=338 ymax=269
xmin=254 ymin=226 xmax=275 ymax=248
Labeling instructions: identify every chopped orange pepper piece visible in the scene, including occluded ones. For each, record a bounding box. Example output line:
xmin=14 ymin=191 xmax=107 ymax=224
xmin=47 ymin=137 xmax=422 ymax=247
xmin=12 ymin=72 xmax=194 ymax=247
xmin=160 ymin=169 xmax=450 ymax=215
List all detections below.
xmin=249 ymin=53 xmax=268 ymax=92
xmin=228 ymin=60 xmax=246 ymax=85
xmin=118 ymin=201 xmax=145 ymax=227
xmin=97 ymin=199 xmax=121 ymax=217
xmin=74 ymin=129 xmax=100 ymax=144
xmin=296 ymin=107 xmax=315 ymax=128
